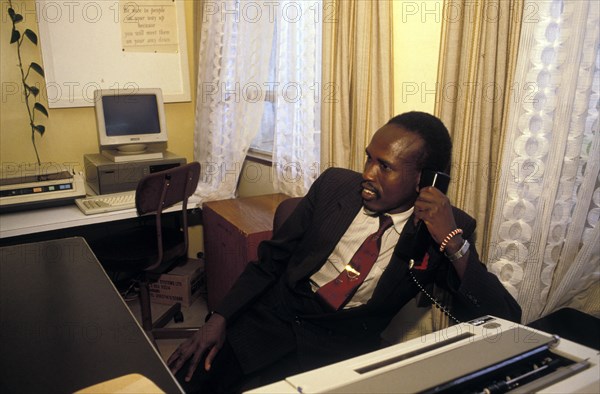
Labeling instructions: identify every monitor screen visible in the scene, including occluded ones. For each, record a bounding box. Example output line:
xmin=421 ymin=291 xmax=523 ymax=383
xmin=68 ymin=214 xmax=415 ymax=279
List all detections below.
xmin=94 ymin=88 xmax=168 ymax=154
xmin=102 ymin=94 xmax=161 ymax=136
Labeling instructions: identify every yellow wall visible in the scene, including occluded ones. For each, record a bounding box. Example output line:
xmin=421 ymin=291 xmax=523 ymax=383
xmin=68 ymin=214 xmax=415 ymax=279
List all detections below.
xmin=0 ymin=0 xmax=196 ymax=171
xmin=392 ymin=0 xmax=443 ymax=115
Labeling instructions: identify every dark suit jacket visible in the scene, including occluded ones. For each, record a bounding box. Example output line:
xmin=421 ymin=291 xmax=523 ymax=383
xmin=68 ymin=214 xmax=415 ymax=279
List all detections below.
xmin=215 ymin=168 xmax=522 ymax=373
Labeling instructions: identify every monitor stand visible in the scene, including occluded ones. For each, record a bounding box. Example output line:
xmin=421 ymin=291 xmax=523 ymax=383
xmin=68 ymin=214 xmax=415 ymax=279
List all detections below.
xmin=101 ymin=148 xmax=164 ymax=163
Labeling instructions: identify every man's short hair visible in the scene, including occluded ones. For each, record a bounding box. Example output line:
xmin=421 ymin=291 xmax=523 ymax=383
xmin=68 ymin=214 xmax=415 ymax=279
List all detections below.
xmin=387 ymin=112 xmax=452 ymax=174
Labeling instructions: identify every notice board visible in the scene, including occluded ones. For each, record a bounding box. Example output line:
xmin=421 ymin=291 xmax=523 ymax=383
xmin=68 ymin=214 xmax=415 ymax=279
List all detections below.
xmin=36 ymin=0 xmax=190 ymax=108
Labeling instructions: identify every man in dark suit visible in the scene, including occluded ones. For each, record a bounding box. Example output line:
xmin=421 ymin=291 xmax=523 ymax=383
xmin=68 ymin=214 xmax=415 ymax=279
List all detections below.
xmin=168 ymin=112 xmax=522 ymax=393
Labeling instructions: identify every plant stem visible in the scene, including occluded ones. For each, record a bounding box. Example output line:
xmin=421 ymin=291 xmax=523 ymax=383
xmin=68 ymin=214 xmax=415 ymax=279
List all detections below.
xmin=10 ymin=0 xmax=41 ymax=166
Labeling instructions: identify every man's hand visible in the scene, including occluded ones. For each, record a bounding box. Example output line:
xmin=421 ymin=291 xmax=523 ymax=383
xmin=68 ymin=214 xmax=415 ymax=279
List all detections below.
xmin=414 ymin=186 xmax=469 ymax=277
xmin=167 ymin=313 xmax=226 ymax=382
xmin=414 ymin=186 xmax=457 ymax=244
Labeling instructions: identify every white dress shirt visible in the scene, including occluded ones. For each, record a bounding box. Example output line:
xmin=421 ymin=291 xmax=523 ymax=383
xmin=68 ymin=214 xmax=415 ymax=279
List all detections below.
xmin=310 ymin=207 xmax=414 ymax=308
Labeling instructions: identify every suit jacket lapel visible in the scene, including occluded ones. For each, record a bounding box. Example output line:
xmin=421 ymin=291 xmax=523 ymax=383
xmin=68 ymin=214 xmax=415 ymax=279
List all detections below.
xmin=393 ymin=216 xmax=418 ymax=262
xmin=369 ymin=216 xmax=418 ymax=303
xmin=289 ymin=191 xmax=363 ymax=284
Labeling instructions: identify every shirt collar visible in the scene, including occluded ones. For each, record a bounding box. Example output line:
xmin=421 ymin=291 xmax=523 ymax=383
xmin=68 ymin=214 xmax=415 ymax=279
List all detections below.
xmin=361 ymin=206 xmax=414 ymax=233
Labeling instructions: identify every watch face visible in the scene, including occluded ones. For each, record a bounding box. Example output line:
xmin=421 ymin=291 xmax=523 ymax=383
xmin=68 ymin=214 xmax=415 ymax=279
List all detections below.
xmin=447 ymin=240 xmax=469 ymax=262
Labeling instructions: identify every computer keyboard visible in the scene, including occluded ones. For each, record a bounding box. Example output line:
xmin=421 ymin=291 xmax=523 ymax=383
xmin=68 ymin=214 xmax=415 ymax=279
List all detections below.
xmin=75 ymin=191 xmax=136 ymax=215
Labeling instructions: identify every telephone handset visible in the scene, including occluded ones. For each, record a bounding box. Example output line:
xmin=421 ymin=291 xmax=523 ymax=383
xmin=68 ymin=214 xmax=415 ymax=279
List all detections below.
xmin=411 ymin=169 xmax=451 ymax=262
xmin=419 ymin=169 xmax=450 ymax=194
xmin=408 ymin=169 xmax=460 ymax=324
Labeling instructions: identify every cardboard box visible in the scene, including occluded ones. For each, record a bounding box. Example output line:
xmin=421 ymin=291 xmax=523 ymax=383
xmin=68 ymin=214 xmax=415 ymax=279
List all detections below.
xmin=149 ymin=258 xmax=205 ymax=307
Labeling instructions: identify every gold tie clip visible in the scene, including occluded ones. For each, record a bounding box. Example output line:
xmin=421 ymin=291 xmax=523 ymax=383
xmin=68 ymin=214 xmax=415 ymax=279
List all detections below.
xmin=344 ymin=264 xmax=361 ymax=279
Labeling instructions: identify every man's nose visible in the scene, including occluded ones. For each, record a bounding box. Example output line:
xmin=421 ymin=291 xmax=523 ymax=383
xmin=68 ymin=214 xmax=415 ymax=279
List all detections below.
xmin=362 ymin=161 xmax=376 ymax=181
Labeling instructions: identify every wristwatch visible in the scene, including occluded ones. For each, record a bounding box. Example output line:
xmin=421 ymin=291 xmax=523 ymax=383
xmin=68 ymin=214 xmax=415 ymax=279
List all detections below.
xmin=445 ymin=239 xmax=470 ymax=262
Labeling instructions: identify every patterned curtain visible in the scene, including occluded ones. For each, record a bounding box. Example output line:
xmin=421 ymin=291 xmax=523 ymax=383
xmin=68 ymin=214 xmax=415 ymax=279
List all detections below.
xmin=193 ymin=1 xmax=275 ymax=202
xmin=272 ymin=1 xmax=322 ymax=196
xmin=487 ymin=0 xmax=600 ymax=323
xmin=435 ymin=0 xmax=524 ymax=255
xmin=321 ymin=0 xmax=394 ymax=171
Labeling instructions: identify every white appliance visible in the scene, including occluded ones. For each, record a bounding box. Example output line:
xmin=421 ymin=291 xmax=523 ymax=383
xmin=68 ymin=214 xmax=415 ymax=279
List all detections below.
xmin=246 ymin=315 xmax=599 ymax=393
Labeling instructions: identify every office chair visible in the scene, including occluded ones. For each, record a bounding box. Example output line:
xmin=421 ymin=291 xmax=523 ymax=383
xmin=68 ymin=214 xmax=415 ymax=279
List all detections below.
xmin=91 ymin=162 xmax=201 ymax=346
xmin=273 ymin=196 xmax=302 ymax=233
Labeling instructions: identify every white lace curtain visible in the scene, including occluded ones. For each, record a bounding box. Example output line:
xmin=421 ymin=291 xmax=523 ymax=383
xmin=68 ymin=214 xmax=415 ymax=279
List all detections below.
xmin=272 ymin=1 xmax=322 ymax=197
xmin=193 ymin=1 xmax=274 ymax=202
xmin=486 ymin=0 xmax=600 ymax=323
xmin=193 ymin=1 xmax=321 ymax=201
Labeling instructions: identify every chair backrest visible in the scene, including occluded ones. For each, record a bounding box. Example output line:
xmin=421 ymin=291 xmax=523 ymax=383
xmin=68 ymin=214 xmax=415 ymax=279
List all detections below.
xmin=135 ymin=162 xmax=200 ymax=215
xmin=135 ymin=162 xmax=200 ymax=269
xmin=273 ymin=197 xmax=302 ymax=233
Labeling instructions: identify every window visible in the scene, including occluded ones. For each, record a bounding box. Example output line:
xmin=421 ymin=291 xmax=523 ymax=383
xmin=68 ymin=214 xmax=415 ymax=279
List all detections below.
xmin=248 ymin=27 xmax=278 ymax=161
xmin=247 ymin=2 xmax=322 ymax=168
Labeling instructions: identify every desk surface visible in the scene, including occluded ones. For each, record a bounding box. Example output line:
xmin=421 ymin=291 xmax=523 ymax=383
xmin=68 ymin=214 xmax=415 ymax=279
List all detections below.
xmin=0 ymin=203 xmax=138 ymax=239
xmin=0 ymin=197 xmax=200 ymax=239
xmin=0 ymin=237 xmax=183 ymax=393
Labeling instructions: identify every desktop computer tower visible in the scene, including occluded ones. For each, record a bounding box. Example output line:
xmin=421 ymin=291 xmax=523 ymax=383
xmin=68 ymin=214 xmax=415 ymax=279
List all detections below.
xmin=84 ymin=151 xmax=186 ymax=195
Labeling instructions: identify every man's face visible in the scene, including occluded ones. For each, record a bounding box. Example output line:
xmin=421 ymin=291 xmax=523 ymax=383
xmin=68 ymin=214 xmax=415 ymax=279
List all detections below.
xmin=361 ymin=124 xmax=425 ymax=214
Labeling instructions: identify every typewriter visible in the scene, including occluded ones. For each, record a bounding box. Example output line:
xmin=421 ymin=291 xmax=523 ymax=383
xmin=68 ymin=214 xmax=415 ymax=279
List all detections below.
xmin=247 ymin=315 xmax=599 ymax=393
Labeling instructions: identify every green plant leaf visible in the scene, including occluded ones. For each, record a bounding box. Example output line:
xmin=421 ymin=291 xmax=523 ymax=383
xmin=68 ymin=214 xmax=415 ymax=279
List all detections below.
xmin=24 ymin=29 xmax=38 ymax=45
xmin=33 ymin=124 xmax=46 ymax=136
xmin=30 ymin=62 xmax=45 ymax=77
xmin=8 ymin=8 xmax=24 ymax=23
xmin=34 ymin=103 xmax=49 ymax=117
xmin=26 ymin=84 xmax=40 ymax=96
xmin=10 ymin=28 xmax=20 ymax=44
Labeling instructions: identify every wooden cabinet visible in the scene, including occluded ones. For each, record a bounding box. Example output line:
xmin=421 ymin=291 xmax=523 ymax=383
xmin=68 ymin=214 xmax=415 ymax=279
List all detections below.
xmin=202 ymin=193 xmax=290 ymax=309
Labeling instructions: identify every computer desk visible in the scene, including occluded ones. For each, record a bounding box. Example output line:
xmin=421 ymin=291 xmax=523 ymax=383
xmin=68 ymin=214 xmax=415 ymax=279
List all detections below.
xmin=0 ymin=237 xmax=183 ymax=393
xmin=0 ymin=199 xmax=202 ymax=247
xmin=0 ymin=203 xmax=140 ymax=239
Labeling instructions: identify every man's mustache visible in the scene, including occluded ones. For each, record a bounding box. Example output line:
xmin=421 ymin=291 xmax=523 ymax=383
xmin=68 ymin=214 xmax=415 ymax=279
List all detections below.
xmin=361 ymin=181 xmax=379 ymax=197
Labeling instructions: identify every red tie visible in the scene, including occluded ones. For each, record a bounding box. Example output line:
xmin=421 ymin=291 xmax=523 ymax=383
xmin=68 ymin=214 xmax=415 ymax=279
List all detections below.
xmin=317 ymin=215 xmax=394 ymax=310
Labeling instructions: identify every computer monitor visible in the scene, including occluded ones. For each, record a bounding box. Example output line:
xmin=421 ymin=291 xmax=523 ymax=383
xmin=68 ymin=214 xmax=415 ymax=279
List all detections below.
xmin=94 ymin=88 xmax=168 ymax=161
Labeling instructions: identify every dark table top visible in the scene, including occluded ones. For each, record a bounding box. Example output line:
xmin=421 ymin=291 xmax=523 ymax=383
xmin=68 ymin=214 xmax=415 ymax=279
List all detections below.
xmin=528 ymin=307 xmax=600 ymax=350
xmin=0 ymin=237 xmax=182 ymax=393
